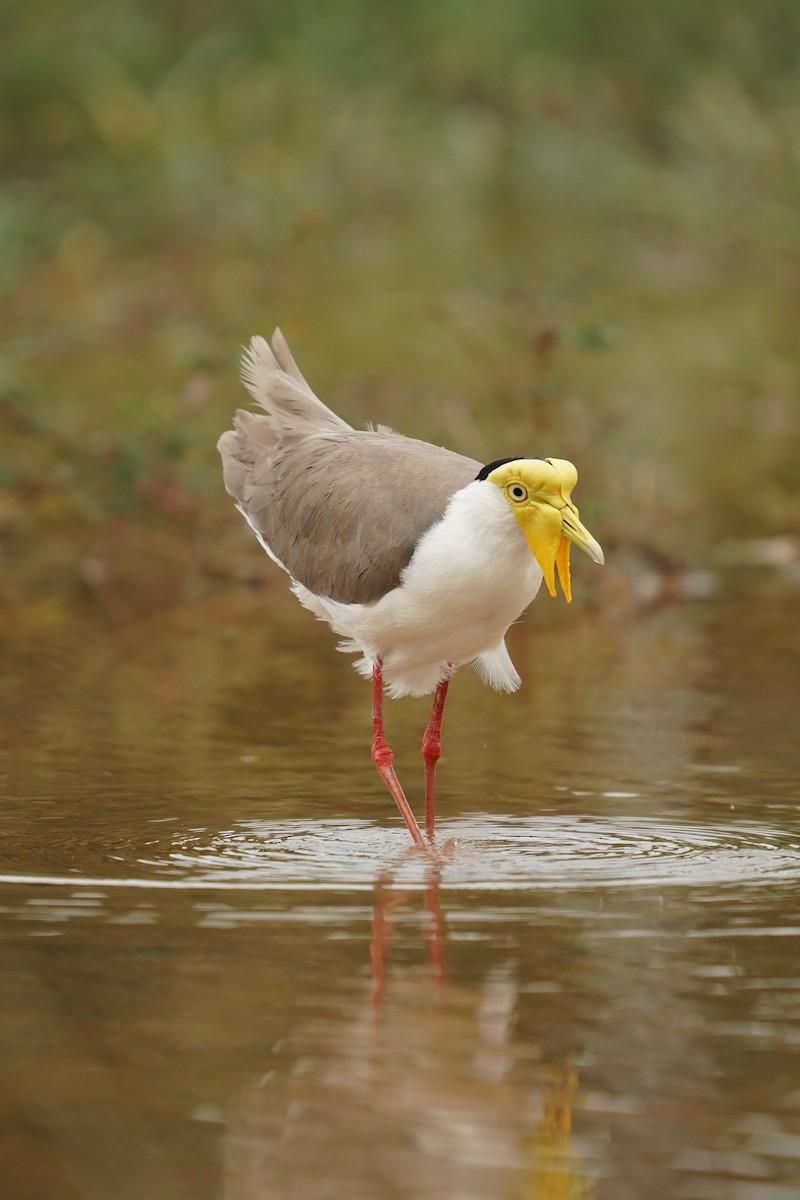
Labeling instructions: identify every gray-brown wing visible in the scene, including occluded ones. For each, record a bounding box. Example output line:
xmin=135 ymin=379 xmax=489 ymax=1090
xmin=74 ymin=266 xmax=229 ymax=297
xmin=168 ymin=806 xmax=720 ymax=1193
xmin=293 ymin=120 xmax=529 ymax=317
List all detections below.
xmin=219 ymin=422 xmax=480 ymax=603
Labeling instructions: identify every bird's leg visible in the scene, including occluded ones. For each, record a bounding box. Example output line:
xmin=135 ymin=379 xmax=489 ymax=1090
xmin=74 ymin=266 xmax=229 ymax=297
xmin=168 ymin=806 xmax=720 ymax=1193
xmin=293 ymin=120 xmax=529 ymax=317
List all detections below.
xmin=421 ymin=676 xmax=451 ymax=841
xmin=371 ymin=659 xmax=426 ymax=849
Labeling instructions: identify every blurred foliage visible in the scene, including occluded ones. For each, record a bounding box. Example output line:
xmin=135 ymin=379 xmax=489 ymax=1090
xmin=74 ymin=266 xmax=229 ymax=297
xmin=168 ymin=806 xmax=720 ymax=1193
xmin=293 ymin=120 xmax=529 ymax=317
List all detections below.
xmin=1 ymin=0 xmax=800 ymax=630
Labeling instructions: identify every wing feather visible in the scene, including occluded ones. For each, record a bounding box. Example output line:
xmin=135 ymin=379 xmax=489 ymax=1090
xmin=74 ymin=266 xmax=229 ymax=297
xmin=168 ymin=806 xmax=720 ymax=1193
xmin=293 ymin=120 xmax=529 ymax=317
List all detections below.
xmin=217 ymin=333 xmax=479 ymax=603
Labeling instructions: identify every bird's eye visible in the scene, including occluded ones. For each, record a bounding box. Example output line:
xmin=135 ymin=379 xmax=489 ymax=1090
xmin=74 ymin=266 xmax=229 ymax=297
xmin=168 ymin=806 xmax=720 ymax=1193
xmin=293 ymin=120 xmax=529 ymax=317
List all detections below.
xmin=508 ymin=484 xmax=528 ymax=502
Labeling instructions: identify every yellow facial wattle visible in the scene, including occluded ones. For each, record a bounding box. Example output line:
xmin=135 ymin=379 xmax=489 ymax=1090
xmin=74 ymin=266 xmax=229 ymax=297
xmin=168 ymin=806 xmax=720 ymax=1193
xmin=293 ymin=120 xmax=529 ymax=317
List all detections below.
xmin=555 ymin=534 xmax=572 ymax=603
xmin=486 ymin=457 xmax=603 ymax=602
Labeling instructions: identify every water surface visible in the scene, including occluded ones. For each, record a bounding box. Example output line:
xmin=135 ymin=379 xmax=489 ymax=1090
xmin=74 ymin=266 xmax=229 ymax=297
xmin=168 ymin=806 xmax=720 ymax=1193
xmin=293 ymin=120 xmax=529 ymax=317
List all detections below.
xmin=2 ymin=583 xmax=799 ymax=1199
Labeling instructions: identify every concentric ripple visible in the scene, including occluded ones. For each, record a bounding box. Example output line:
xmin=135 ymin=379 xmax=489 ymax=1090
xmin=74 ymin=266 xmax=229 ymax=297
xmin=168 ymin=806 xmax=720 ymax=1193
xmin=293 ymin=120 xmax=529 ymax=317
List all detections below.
xmin=140 ymin=815 xmax=800 ymax=892
xmin=3 ymin=816 xmax=798 ymax=893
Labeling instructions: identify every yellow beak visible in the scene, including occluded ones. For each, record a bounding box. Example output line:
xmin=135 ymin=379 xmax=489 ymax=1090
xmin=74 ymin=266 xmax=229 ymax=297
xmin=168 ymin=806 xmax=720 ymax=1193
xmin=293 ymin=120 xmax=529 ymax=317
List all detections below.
xmin=519 ymin=502 xmax=604 ymax=603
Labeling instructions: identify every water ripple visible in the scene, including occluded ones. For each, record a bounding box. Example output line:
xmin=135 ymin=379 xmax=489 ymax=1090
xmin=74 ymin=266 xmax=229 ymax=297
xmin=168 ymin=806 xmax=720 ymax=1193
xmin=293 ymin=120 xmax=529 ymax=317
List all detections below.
xmin=166 ymin=815 xmax=800 ymax=890
xmin=4 ymin=816 xmax=796 ymax=892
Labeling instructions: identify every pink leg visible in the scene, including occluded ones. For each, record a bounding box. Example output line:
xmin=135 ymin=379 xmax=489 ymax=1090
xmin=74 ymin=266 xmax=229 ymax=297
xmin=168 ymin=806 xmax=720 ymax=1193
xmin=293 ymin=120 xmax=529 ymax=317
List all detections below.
xmin=372 ymin=659 xmax=426 ymax=849
xmin=421 ymin=676 xmax=450 ymax=841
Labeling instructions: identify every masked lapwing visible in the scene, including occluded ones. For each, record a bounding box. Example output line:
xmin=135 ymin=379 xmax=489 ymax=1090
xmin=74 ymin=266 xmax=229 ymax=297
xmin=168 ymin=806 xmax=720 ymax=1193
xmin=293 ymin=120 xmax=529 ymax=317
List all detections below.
xmin=218 ymin=330 xmax=603 ymax=849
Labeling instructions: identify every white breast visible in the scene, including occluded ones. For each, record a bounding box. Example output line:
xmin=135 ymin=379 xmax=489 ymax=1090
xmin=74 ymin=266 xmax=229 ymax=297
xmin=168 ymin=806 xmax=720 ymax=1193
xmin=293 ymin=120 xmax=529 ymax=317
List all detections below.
xmin=293 ymin=481 xmax=543 ymax=697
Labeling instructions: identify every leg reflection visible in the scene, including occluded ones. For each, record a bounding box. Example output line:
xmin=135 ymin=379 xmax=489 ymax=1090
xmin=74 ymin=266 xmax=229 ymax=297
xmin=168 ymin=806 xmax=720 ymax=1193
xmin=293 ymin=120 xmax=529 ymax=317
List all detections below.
xmin=370 ymin=853 xmax=448 ymax=1008
xmin=223 ymin=864 xmax=598 ymax=1200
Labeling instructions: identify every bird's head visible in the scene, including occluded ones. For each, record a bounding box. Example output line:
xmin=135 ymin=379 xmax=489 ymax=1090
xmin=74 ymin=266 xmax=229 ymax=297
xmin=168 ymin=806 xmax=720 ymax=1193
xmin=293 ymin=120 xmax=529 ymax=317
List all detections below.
xmin=479 ymin=457 xmax=604 ymax=602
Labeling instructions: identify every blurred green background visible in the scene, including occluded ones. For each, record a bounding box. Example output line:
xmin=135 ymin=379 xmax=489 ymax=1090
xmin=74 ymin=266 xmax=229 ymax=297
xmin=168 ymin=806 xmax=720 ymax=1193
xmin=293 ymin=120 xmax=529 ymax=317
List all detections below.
xmin=2 ymin=0 xmax=799 ymax=635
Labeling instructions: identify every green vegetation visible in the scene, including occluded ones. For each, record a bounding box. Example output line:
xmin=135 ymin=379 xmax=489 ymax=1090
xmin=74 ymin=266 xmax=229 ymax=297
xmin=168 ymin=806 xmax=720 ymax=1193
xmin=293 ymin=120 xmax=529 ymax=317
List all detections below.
xmin=2 ymin=0 xmax=800 ymax=631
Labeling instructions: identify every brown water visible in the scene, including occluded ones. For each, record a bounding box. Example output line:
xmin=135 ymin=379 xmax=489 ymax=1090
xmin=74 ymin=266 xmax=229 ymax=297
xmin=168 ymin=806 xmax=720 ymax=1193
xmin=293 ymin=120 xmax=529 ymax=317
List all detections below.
xmin=2 ymin=580 xmax=800 ymax=1200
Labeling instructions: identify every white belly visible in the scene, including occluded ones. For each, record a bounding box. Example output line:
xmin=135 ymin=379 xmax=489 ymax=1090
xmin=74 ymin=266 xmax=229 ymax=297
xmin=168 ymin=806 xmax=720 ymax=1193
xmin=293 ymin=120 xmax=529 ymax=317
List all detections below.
xmin=292 ymin=481 xmax=544 ymax=697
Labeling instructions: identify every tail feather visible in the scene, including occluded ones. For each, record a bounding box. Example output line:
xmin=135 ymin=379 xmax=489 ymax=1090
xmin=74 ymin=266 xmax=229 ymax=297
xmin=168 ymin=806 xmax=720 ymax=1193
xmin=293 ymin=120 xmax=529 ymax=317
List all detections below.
xmin=219 ymin=328 xmax=354 ymax=566
xmin=240 ymin=330 xmax=351 ymax=437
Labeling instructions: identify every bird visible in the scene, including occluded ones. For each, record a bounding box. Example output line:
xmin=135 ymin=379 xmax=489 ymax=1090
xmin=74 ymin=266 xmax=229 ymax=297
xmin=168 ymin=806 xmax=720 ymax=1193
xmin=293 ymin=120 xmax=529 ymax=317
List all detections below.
xmin=217 ymin=330 xmax=604 ymax=850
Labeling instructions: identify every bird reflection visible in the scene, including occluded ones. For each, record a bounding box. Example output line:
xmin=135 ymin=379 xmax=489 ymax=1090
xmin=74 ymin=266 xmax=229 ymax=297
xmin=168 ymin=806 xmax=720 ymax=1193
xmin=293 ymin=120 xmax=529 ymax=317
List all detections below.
xmin=222 ymin=863 xmax=596 ymax=1200
xmin=369 ymin=851 xmax=448 ymax=1007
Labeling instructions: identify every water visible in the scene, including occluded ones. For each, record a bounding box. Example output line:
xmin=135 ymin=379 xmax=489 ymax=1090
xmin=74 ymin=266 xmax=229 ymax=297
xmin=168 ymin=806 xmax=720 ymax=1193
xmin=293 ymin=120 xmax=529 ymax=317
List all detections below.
xmin=2 ymin=581 xmax=799 ymax=1199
